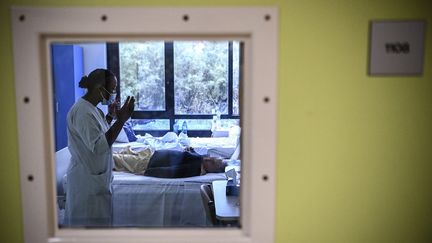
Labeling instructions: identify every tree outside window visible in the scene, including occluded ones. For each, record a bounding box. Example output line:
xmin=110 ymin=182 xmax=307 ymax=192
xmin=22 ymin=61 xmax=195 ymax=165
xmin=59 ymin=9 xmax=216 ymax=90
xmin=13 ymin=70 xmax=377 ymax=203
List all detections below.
xmin=116 ymin=41 xmax=241 ymax=133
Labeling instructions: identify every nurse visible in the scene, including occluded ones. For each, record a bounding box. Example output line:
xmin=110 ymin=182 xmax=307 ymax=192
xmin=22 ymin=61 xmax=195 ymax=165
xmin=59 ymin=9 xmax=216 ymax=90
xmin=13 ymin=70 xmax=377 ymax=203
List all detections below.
xmin=64 ymin=69 xmax=135 ymax=227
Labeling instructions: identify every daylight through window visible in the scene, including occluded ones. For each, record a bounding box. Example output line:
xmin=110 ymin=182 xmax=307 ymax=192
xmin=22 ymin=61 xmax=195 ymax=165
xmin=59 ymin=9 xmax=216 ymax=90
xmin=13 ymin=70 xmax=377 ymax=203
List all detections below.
xmin=110 ymin=41 xmax=241 ymax=136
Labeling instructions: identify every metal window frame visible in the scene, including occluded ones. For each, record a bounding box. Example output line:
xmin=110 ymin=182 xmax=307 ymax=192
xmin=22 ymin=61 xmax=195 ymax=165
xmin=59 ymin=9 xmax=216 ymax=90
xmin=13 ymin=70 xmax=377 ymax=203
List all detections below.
xmin=107 ymin=41 xmax=240 ymax=137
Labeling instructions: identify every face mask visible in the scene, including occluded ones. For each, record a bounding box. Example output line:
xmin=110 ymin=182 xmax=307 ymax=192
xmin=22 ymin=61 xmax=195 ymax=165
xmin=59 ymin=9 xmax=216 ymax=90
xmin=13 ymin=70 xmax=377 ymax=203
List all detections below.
xmin=100 ymin=87 xmax=116 ymax=105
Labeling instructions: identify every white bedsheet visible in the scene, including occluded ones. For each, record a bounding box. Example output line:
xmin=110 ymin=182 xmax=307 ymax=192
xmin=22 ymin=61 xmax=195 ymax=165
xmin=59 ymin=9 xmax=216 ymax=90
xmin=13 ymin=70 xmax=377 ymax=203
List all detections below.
xmin=112 ymin=172 xmax=226 ymax=227
xmin=113 ymin=136 xmax=238 ymax=158
xmin=57 ymin=136 xmax=236 ymax=227
xmin=113 ymin=171 xmax=227 ymax=185
xmin=110 ymin=136 xmax=236 ymax=227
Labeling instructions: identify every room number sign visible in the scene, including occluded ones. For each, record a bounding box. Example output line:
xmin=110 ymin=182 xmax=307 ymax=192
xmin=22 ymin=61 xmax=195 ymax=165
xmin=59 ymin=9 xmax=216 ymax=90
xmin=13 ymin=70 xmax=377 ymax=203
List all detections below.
xmin=368 ymin=20 xmax=426 ymax=76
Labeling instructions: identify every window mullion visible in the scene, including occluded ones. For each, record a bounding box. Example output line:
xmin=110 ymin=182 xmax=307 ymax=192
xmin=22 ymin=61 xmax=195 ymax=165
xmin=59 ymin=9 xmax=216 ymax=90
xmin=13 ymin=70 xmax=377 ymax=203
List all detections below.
xmin=165 ymin=42 xmax=175 ymax=131
xmin=228 ymin=42 xmax=233 ymax=117
xmin=106 ymin=43 xmax=121 ymax=97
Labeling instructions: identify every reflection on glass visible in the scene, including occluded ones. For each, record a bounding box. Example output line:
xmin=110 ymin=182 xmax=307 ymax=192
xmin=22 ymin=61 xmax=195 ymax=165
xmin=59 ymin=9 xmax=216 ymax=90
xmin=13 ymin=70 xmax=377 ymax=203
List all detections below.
xmin=51 ymin=40 xmax=242 ymax=229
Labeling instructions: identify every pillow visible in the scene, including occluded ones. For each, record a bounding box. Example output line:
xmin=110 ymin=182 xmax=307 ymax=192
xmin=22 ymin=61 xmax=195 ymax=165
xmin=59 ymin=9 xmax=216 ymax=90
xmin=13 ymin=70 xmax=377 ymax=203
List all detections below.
xmin=123 ymin=122 xmax=137 ymax=142
xmin=229 ymin=125 xmax=241 ymax=138
xmin=161 ymin=132 xmax=178 ymax=143
xmin=115 ymin=127 xmax=129 ymax=143
xmin=178 ymin=132 xmax=190 ymax=146
xmin=230 ymin=141 xmax=240 ymax=160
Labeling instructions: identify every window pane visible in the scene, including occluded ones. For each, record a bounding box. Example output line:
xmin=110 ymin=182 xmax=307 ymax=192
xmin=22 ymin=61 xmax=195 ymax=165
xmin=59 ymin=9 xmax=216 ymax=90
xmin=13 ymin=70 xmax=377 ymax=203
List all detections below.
xmin=233 ymin=41 xmax=240 ymax=115
xmin=175 ymin=119 xmax=212 ymax=131
xmin=130 ymin=119 xmax=170 ymax=131
xmin=174 ymin=119 xmax=240 ymax=131
xmin=219 ymin=119 xmax=240 ymax=129
xmin=174 ymin=41 xmax=228 ymax=115
xmin=119 ymin=42 xmax=165 ymax=111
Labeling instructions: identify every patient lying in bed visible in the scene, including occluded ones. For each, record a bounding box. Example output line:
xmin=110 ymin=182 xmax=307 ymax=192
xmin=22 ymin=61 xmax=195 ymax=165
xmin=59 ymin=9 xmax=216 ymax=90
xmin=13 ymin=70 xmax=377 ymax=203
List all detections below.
xmin=113 ymin=146 xmax=226 ymax=178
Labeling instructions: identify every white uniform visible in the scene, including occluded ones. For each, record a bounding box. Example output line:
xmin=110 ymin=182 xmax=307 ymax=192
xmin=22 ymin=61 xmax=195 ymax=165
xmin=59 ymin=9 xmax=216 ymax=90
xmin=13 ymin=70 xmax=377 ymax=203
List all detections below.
xmin=64 ymin=98 xmax=113 ymax=227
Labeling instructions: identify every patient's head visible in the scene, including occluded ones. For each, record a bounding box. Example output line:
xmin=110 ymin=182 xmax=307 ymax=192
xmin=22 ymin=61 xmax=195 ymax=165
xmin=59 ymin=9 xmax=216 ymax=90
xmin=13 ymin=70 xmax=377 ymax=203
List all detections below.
xmin=202 ymin=157 xmax=226 ymax=173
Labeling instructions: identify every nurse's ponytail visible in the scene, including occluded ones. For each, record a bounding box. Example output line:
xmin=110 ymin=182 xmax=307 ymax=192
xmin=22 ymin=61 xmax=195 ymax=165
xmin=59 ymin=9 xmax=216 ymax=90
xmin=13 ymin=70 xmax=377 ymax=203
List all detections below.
xmin=78 ymin=75 xmax=90 ymax=88
xmin=78 ymin=69 xmax=116 ymax=90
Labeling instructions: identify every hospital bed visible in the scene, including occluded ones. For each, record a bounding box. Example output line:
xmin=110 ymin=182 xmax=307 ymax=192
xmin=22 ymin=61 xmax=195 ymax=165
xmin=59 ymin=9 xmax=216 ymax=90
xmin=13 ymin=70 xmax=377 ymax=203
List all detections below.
xmin=55 ymin=136 xmax=239 ymax=227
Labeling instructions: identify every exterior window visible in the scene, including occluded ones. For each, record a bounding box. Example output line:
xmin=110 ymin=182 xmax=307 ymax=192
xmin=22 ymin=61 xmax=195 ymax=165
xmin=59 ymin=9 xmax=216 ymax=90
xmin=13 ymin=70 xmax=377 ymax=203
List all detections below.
xmin=109 ymin=40 xmax=241 ymax=136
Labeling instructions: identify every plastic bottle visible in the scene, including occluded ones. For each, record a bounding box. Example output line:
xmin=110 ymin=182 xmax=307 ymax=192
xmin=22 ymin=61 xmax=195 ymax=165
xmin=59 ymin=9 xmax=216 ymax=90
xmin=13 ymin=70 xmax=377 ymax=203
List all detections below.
xmin=181 ymin=121 xmax=188 ymax=136
xmin=173 ymin=121 xmax=179 ymax=135
xmin=211 ymin=115 xmax=217 ymax=133
xmin=216 ymin=111 xmax=221 ymax=130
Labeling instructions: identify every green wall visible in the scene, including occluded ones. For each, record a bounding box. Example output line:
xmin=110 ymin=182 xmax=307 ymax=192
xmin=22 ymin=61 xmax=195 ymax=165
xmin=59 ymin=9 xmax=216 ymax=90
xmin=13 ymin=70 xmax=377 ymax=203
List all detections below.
xmin=1 ymin=0 xmax=431 ymax=242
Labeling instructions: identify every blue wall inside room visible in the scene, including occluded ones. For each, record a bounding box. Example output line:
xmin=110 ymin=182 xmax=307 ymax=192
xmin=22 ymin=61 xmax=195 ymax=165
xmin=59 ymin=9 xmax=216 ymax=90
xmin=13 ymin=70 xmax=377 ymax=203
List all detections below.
xmin=51 ymin=44 xmax=83 ymax=151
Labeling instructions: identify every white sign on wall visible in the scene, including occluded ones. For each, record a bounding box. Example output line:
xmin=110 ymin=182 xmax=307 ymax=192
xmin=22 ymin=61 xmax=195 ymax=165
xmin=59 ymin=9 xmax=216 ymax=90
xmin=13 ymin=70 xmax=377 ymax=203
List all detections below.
xmin=368 ymin=20 xmax=426 ymax=76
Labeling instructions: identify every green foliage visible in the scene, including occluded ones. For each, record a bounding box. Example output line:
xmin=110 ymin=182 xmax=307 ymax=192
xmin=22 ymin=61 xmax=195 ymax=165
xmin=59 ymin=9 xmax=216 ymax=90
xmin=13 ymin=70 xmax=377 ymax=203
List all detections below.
xmin=119 ymin=41 xmax=240 ymax=115
xmin=120 ymin=42 xmax=165 ymax=110
xmin=174 ymin=41 xmax=228 ymax=114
